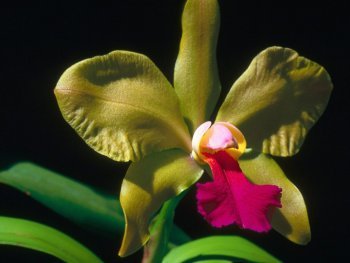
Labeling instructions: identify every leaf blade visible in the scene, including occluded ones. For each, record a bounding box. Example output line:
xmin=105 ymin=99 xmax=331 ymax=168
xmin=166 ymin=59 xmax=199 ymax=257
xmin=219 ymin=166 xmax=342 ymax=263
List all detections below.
xmin=163 ymin=236 xmax=281 ymax=263
xmin=0 ymin=216 xmax=102 ymax=263
xmin=0 ymin=162 xmax=124 ymax=234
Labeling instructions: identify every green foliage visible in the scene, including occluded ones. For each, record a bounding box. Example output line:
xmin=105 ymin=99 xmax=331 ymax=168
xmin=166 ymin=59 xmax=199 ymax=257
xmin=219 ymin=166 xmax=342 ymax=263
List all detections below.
xmin=0 ymin=216 xmax=103 ymax=263
xmin=0 ymin=162 xmax=124 ymax=234
xmin=0 ymin=161 xmax=191 ymax=258
xmin=163 ymin=236 xmax=281 ymax=263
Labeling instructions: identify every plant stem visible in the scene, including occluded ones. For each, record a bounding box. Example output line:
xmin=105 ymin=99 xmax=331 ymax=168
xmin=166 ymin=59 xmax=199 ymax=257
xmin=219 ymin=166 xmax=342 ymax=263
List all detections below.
xmin=141 ymin=192 xmax=186 ymax=263
xmin=170 ymin=224 xmax=191 ymax=245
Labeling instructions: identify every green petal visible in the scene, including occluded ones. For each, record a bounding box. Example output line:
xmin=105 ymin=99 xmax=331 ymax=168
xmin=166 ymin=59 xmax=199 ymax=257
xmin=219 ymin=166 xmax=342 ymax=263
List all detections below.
xmin=55 ymin=51 xmax=191 ymax=162
xmin=217 ymin=46 xmax=333 ymax=156
xmin=118 ymin=149 xmax=203 ymax=257
xmin=239 ymin=153 xmax=311 ymax=245
xmin=0 ymin=216 xmax=102 ymax=263
xmin=174 ymin=0 xmax=221 ymax=134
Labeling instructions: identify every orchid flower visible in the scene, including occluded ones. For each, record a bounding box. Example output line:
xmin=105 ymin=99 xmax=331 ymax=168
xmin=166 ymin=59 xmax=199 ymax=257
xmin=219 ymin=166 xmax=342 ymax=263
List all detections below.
xmin=54 ymin=0 xmax=332 ymax=258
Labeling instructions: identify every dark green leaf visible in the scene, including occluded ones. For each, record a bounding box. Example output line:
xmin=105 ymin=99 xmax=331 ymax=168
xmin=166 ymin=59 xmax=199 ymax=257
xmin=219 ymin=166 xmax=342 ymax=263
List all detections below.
xmin=0 ymin=162 xmax=191 ymax=245
xmin=0 ymin=162 xmax=124 ymax=234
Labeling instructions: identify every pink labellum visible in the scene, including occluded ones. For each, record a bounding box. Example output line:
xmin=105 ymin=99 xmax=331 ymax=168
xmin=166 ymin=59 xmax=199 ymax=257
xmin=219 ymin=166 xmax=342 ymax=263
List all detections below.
xmin=196 ymin=151 xmax=282 ymax=232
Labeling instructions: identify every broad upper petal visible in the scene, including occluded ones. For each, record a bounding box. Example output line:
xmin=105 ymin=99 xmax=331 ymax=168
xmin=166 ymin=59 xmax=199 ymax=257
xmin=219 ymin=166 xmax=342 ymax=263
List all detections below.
xmin=174 ymin=0 xmax=221 ymax=134
xmin=217 ymin=47 xmax=333 ymax=156
xmin=55 ymin=51 xmax=191 ymax=162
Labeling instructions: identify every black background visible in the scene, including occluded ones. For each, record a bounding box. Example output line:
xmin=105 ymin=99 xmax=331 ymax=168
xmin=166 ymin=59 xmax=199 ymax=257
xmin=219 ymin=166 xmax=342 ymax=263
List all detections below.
xmin=1 ymin=1 xmax=349 ymax=262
